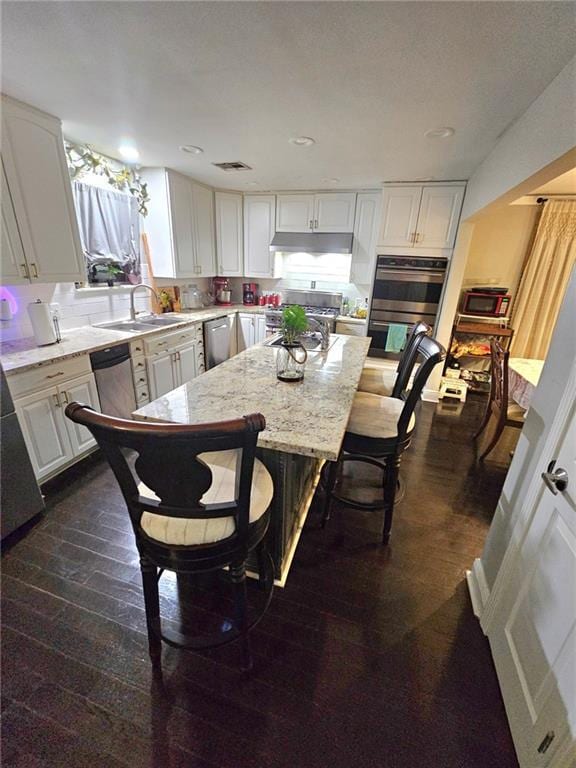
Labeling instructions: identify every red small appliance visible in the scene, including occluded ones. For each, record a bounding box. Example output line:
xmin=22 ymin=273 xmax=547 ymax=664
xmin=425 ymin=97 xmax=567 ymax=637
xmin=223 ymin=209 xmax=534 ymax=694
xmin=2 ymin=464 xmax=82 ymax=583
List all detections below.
xmin=213 ymin=277 xmax=232 ymax=305
xmin=461 ymin=288 xmax=511 ymax=317
xmin=243 ymin=282 xmax=258 ymax=306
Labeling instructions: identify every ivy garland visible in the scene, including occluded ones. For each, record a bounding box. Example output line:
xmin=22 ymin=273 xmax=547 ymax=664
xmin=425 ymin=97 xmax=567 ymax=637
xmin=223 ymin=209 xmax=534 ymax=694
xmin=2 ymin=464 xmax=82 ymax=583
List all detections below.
xmin=64 ymin=141 xmax=150 ymax=216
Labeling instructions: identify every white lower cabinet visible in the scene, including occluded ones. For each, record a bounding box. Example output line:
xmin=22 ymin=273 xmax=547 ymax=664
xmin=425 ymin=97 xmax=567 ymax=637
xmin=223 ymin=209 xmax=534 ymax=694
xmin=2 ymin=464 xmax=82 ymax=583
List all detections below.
xmin=13 ymin=371 xmax=100 ymax=482
xmin=237 ymin=313 xmax=267 ymax=352
xmin=59 ymin=373 xmax=100 ymax=455
xmin=175 ymin=341 xmax=198 ymax=385
xmin=147 ymin=352 xmax=177 ymax=400
xmin=146 ymin=337 xmax=203 ymax=400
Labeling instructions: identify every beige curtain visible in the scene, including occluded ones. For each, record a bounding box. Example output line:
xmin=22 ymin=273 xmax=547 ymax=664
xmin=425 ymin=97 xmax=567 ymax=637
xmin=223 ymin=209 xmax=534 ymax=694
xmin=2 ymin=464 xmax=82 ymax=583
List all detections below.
xmin=510 ymin=200 xmax=576 ymax=359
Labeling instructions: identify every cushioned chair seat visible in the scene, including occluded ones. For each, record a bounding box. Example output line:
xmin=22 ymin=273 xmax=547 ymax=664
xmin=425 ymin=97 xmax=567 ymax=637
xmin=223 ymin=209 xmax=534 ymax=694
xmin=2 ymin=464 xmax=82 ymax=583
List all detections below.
xmin=139 ymin=450 xmax=273 ymax=545
xmin=347 ymin=392 xmax=416 ymax=439
xmin=357 ymin=367 xmax=397 ymax=397
xmin=506 ymin=401 xmax=527 ymax=423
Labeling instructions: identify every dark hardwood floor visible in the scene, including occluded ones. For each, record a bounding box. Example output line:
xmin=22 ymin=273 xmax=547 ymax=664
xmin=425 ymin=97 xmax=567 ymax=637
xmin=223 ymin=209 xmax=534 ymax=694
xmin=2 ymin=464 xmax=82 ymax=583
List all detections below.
xmin=1 ymin=397 xmax=520 ymax=768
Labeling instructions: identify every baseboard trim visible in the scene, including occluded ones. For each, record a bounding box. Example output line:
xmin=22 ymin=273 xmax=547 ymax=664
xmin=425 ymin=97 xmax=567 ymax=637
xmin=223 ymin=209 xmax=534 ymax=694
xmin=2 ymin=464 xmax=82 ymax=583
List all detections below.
xmin=466 ymin=558 xmax=490 ymax=627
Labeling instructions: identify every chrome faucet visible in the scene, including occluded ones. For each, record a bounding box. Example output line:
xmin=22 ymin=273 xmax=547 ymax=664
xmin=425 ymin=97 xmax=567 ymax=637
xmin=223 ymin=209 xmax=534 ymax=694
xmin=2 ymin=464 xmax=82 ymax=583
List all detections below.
xmin=307 ymin=317 xmax=330 ymax=351
xmin=129 ymin=283 xmax=160 ymax=321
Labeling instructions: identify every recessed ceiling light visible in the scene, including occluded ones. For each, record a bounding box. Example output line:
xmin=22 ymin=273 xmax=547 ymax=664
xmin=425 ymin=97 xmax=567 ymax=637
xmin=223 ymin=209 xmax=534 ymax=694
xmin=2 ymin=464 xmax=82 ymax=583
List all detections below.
xmin=289 ymin=136 xmax=315 ymax=147
xmin=180 ymin=145 xmax=204 ymax=155
xmin=247 ymin=181 xmax=259 ymax=186
xmin=425 ymin=127 xmax=455 ymax=139
xmin=118 ymin=144 xmax=139 ymax=162
xmin=322 ymin=177 xmax=340 ymax=183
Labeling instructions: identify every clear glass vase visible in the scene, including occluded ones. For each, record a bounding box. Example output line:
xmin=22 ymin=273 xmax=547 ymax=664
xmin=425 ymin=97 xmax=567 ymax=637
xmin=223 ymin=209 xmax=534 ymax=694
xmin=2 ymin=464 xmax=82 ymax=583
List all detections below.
xmin=276 ymin=341 xmax=307 ymax=382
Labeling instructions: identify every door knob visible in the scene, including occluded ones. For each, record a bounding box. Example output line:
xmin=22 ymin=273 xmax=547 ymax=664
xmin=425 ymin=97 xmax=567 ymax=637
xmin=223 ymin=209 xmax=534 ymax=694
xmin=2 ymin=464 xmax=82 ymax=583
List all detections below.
xmin=542 ymin=460 xmax=569 ymax=495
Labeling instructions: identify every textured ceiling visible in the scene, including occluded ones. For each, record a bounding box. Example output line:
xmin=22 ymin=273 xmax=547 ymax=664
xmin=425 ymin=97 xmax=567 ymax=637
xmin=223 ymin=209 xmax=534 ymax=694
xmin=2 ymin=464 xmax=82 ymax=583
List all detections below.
xmin=2 ymin=1 xmax=575 ymax=190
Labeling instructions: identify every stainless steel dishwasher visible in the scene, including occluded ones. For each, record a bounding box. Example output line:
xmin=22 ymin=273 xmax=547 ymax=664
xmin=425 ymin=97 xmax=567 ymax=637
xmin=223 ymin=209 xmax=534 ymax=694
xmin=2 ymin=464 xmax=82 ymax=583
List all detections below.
xmin=204 ymin=316 xmax=231 ymax=369
xmin=90 ymin=343 xmax=137 ymax=419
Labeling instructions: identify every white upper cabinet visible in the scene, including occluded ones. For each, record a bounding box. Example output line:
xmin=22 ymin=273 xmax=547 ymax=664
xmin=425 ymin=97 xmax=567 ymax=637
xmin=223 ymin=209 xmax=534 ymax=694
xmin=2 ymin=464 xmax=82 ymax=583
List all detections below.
xmin=142 ymin=168 xmax=216 ymax=278
xmin=313 ymin=193 xmax=356 ymax=232
xmin=243 ymin=195 xmax=277 ymax=278
xmin=378 ymin=184 xmax=465 ymax=250
xmin=378 ymin=186 xmax=422 ymax=247
xmin=167 ymin=170 xmax=196 ymax=277
xmin=215 ymin=192 xmax=243 ymax=276
xmin=276 ymin=192 xmax=357 ymax=232
xmin=1 ymin=96 xmax=84 ymax=283
xmin=350 ymin=192 xmax=381 ymax=284
xmin=416 ymin=186 xmax=465 ymax=249
xmin=276 ymin=194 xmax=315 ymax=232
xmin=1 ymin=161 xmax=28 ymax=284
xmin=191 ymin=182 xmax=216 ymax=277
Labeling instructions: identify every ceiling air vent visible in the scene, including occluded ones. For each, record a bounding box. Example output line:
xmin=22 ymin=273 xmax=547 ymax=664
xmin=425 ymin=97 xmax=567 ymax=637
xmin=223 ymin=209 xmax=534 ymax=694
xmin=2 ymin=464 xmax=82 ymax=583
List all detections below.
xmin=212 ymin=161 xmax=253 ymax=172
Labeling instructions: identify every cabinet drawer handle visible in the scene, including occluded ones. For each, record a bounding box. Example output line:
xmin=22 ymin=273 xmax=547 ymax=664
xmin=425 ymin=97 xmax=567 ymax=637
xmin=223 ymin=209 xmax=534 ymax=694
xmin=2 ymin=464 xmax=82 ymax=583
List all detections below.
xmin=52 ymin=393 xmax=61 ymax=408
xmin=46 ymin=371 xmax=64 ymax=379
xmin=61 ymin=390 xmax=70 ymax=405
xmin=31 ymin=262 xmax=39 ymax=279
xmin=415 ymin=232 xmax=421 ymax=243
xmin=314 ymin=219 xmax=318 ymax=229
xmin=309 ymin=219 xmax=313 ymax=230
xmin=156 ymin=341 xmax=167 ymax=347
xmin=21 ymin=263 xmax=30 ymax=279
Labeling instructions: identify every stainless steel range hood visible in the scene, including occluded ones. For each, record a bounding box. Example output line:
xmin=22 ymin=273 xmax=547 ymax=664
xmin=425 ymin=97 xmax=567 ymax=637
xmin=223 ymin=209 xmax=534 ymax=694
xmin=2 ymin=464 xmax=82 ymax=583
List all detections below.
xmin=269 ymin=232 xmax=353 ymax=254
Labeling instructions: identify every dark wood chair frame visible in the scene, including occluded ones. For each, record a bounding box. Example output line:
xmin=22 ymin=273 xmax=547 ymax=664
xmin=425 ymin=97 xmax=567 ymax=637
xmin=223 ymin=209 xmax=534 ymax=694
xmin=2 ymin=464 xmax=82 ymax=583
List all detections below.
xmin=389 ymin=321 xmax=432 ymax=399
xmin=65 ymin=403 xmax=274 ymax=671
xmin=323 ymin=335 xmax=446 ymax=544
xmin=473 ymin=338 xmax=524 ymax=461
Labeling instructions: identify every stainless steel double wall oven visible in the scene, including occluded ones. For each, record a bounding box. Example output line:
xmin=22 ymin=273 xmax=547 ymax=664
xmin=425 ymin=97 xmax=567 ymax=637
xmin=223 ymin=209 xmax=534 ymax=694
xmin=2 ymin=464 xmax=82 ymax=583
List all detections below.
xmin=368 ymin=254 xmax=448 ymax=359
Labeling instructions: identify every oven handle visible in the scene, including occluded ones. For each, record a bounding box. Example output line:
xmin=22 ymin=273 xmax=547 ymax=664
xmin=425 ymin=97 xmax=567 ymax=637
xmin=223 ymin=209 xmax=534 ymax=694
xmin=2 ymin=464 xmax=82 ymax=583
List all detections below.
xmin=376 ymin=269 xmax=445 ymax=283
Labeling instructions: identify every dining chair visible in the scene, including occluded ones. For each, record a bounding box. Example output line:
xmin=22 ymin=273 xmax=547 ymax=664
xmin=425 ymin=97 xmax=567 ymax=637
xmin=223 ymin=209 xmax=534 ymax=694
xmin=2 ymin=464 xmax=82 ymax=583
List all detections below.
xmin=357 ymin=322 xmax=431 ymax=398
xmin=323 ymin=334 xmax=445 ymax=544
xmin=473 ymin=338 xmax=525 ymax=461
xmin=65 ymin=403 xmax=274 ymax=671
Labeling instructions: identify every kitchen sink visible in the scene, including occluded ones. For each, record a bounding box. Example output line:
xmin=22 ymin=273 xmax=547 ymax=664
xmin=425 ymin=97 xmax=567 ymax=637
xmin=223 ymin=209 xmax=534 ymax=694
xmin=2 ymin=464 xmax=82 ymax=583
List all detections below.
xmin=135 ymin=314 xmax=184 ymax=326
xmin=96 ymin=314 xmax=185 ymax=333
xmin=96 ymin=320 xmax=157 ymax=332
xmin=266 ymin=333 xmax=327 ymax=351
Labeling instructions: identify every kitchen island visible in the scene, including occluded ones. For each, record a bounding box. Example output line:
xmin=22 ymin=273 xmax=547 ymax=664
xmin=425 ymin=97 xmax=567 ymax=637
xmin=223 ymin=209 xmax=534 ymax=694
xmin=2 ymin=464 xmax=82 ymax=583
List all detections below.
xmin=134 ymin=334 xmax=371 ymax=583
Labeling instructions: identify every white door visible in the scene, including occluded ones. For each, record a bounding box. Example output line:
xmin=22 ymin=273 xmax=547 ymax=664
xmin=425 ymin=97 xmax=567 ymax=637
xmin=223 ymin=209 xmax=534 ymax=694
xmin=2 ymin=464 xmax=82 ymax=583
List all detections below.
xmin=275 ymin=194 xmax=314 ymax=232
xmin=487 ymin=400 xmax=576 ymax=766
xmin=244 ymin=195 xmax=276 ymax=278
xmin=350 ymin=192 xmax=380 ymax=284
xmin=192 ymin=182 xmax=216 ymax=277
xmin=1 ymin=160 xmax=29 ymax=284
xmin=378 ymin=186 xmax=422 ymax=247
xmin=14 ymin=386 xmax=73 ymax=481
xmin=167 ymin=171 xmax=195 ymax=278
xmin=313 ymin=193 xmax=356 ymax=232
xmin=415 ymin=186 xmax=465 ymax=249
xmin=60 ymin=373 xmax=101 ymax=456
xmin=215 ymin=192 xmax=243 ymax=276
xmin=237 ymin=314 xmax=255 ymax=351
xmin=176 ymin=342 xmax=197 ymax=385
xmin=254 ymin=315 xmax=267 ymax=344
xmin=147 ymin=352 xmax=177 ymax=399
xmin=1 ymin=97 xmax=84 ymax=283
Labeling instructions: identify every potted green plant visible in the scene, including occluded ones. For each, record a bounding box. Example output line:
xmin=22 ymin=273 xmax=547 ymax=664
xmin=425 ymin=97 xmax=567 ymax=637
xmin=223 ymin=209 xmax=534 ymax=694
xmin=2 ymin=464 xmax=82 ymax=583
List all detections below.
xmin=277 ymin=305 xmax=309 ymax=382
xmin=106 ymin=265 xmax=124 ymax=287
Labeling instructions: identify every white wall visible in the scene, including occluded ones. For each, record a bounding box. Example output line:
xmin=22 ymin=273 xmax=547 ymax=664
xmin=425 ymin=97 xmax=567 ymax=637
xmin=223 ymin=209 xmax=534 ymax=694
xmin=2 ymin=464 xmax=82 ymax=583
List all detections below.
xmin=462 ymin=204 xmax=539 ymax=298
xmin=462 ymin=56 xmax=576 ymax=221
xmin=481 ymin=265 xmax=576 ymax=590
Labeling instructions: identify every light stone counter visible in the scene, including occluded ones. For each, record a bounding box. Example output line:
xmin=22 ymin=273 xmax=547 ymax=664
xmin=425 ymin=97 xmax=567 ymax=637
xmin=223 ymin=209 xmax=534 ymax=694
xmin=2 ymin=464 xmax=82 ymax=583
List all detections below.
xmin=133 ymin=334 xmax=371 ymax=461
xmin=0 ymin=305 xmax=266 ymax=374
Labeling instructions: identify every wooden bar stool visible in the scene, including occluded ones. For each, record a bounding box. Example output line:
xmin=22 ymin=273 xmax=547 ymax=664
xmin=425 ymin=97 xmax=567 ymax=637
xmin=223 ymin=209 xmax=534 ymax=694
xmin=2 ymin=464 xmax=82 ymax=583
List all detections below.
xmin=65 ymin=403 xmax=274 ymax=671
xmin=323 ymin=335 xmax=445 ymax=544
xmin=358 ymin=322 xmax=430 ymax=397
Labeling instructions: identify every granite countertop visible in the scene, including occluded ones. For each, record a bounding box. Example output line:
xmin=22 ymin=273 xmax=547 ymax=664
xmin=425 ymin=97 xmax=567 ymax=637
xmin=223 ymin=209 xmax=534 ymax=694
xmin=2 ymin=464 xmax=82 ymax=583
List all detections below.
xmin=133 ymin=334 xmax=371 ymax=461
xmin=0 ymin=305 xmax=266 ymax=375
